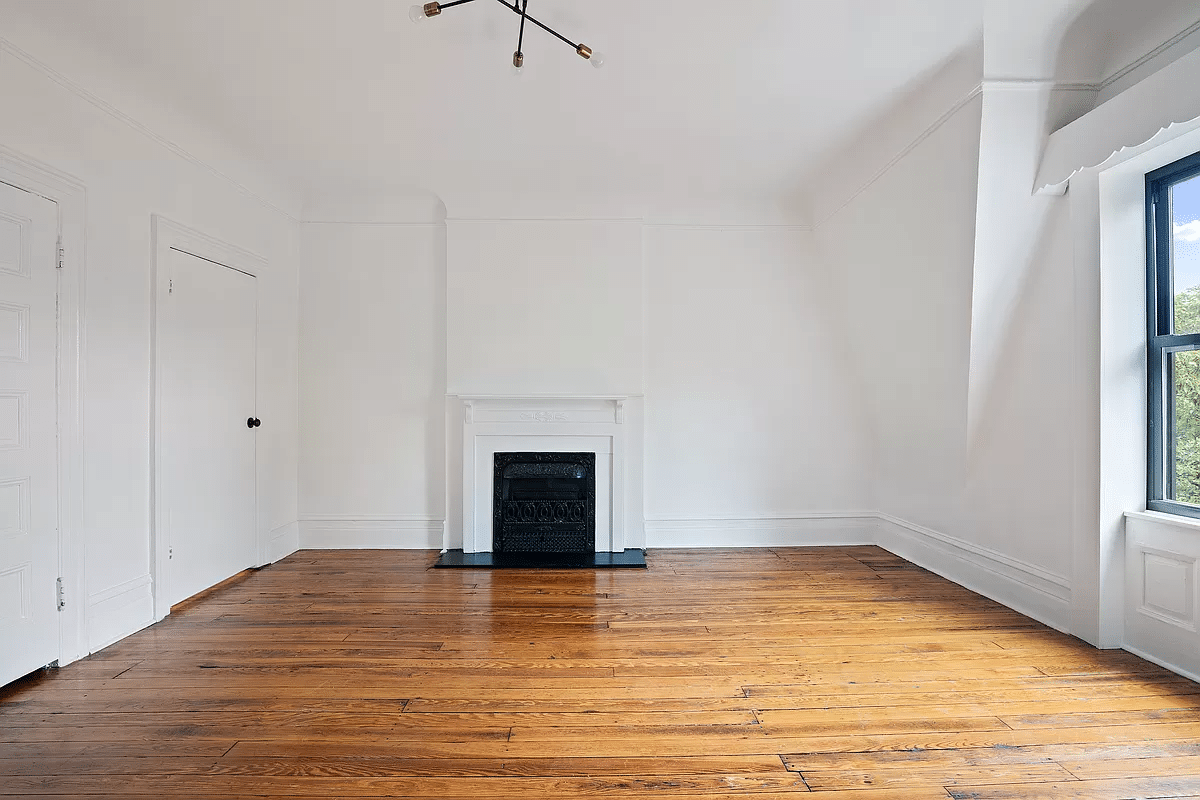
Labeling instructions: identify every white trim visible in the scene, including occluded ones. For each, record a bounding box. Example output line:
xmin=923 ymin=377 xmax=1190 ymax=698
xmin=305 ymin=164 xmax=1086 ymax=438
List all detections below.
xmin=816 ymin=84 xmax=984 ymax=228
xmin=981 ymin=79 xmax=1100 ymax=92
xmin=300 ymin=221 xmax=442 ymax=228
xmin=300 ymin=514 xmax=442 ymax=522
xmin=457 ymin=394 xmax=639 ymax=402
xmin=646 ymin=511 xmax=873 ymax=522
xmin=151 ymin=215 xmax=268 ymax=274
xmin=645 ymin=515 xmax=877 ymax=548
xmin=1037 ymin=45 xmax=1200 ymax=194
xmin=151 ymin=215 xmax=267 ymax=620
xmin=875 ymin=514 xmax=1072 ymax=635
xmin=445 ymin=217 xmax=645 ymax=225
xmin=1125 ymin=509 xmax=1200 ymax=532
xmin=643 ymin=224 xmax=815 ymax=232
xmin=0 ymin=146 xmax=87 ymax=667
xmin=86 ymin=573 xmax=153 ymax=653
xmin=0 ymin=36 xmax=298 ymax=222
xmin=299 ymin=518 xmax=444 ymax=550
xmin=1122 ymin=643 xmax=1200 ymax=685
xmin=265 ymin=521 xmax=300 ymax=564
xmin=87 ymin=573 xmax=152 ymax=607
xmin=1098 ymin=17 xmax=1200 ymax=94
xmin=454 ymin=396 xmax=643 ymax=554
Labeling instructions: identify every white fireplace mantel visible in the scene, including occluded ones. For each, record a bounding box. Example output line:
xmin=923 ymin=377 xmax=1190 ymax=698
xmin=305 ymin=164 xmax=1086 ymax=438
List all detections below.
xmin=447 ymin=395 xmax=645 ymax=554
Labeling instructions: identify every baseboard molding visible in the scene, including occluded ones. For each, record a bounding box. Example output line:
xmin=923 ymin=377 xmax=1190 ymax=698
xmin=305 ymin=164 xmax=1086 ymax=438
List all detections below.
xmin=1121 ymin=643 xmax=1200 ymax=685
xmin=874 ymin=514 xmax=1073 ymax=635
xmin=644 ymin=514 xmax=879 ymax=548
xmin=87 ymin=574 xmax=155 ymax=653
xmin=265 ymin=521 xmax=300 ymax=564
xmin=299 ymin=517 xmax=444 ymax=550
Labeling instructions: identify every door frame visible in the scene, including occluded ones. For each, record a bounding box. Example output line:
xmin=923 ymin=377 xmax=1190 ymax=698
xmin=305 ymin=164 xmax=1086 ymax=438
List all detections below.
xmin=151 ymin=215 xmax=265 ymax=620
xmin=0 ymin=146 xmax=87 ymax=667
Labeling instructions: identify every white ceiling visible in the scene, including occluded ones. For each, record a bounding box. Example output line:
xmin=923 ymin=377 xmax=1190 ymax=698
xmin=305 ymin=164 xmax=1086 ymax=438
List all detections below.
xmin=5 ymin=1 xmax=993 ymax=212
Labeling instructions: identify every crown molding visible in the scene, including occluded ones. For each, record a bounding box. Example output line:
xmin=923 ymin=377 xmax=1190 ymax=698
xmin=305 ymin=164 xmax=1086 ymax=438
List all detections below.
xmin=0 ymin=35 xmax=300 ymax=222
xmin=1099 ymin=16 xmax=1200 ymax=94
xmin=815 ymin=83 xmax=984 ymax=229
xmin=981 ymin=78 xmax=1100 ymax=92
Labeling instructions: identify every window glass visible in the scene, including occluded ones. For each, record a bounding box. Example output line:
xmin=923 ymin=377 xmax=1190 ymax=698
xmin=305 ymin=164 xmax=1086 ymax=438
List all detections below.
xmin=1146 ymin=151 xmax=1200 ymax=518
xmin=1172 ymin=349 xmax=1200 ymax=505
xmin=1172 ymin=174 xmax=1200 ymax=334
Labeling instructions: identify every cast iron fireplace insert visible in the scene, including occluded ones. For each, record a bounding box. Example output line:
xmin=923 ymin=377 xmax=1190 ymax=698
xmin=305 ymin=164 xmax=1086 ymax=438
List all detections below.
xmin=493 ymin=452 xmax=595 ymax=557
xmin=432 ymin=451 xmax=647 ymax=569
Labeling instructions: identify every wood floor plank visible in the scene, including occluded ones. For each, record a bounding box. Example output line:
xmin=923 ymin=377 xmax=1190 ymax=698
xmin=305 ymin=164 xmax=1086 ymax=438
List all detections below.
xmin=2 ymin=547 xmax=1198 ymax=798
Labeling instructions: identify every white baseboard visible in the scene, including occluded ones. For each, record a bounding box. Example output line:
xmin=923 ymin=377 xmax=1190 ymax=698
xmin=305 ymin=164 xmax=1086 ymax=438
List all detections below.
xmin=299 ymin=516 xmax=444 ymax=549
xmin=87 ymin=574 xmax=155 ymax=653
xmin=1121 ymin=643 xmax=1200 ymax=684
xmin=265 ymin=521 xmax=300 ymax=564
xmin=644 ymin=514 xmax=879 ymax=548
xmin=874 ymin=514 xmax=1072 ymax=635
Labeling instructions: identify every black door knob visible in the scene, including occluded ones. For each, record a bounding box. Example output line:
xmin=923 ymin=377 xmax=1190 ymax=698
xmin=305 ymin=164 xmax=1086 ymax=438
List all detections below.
xmin=247 ymin=417 xmax=261 ymax=429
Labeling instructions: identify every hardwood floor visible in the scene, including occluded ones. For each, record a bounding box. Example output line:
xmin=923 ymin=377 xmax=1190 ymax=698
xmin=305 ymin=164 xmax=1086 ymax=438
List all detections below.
xmin=3 ymin=546 xmax=1200 ymax=798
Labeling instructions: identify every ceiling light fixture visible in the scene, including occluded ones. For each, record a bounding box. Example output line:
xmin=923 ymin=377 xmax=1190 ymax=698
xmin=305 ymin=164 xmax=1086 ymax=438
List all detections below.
xmin=410 ymin=0 xmax=605 ymax=72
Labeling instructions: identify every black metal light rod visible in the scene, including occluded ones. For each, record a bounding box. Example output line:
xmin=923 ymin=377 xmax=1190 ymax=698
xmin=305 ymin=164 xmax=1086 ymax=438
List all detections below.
xmin=439 ymin=0 xmax=481 ymax=9
xmin=523 ymin=12 xmax=580 ymax=50
xmin=491 ymin=0 xmax=581 ymax=50
xmin=516 ymin=0 xmax=528 ymax=56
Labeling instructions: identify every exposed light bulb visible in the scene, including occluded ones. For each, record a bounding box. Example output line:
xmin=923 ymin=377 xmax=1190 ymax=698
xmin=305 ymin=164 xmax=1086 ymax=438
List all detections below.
xmin=410 ymin=2 xmax=440 ymax=22
xmin=589 ymin=50 xmax=606 ymax=69
xmin=512 ymin=51 xmax=524 ymax=76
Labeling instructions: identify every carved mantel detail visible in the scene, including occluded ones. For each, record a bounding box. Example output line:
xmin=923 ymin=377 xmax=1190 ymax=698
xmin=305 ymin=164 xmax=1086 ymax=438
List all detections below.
xmin=520 ymin=411 xmax=569 ymax=423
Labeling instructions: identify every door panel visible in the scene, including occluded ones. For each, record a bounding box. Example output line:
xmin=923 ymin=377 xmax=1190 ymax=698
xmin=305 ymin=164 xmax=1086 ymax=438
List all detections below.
xmin=161 ymin=248 xmax=256 ymax=608
xmin=0 ymin=182 xmax=59 ymax=684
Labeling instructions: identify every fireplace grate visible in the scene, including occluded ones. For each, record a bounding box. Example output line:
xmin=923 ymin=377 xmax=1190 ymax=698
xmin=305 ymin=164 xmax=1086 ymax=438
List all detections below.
xmin=494 ymin=452 xmax=595 ymax=554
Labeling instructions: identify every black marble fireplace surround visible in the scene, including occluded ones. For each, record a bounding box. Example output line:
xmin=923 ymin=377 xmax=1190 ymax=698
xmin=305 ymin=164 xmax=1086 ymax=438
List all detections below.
xmin=434 ymin=450 xmax=646 ymax=569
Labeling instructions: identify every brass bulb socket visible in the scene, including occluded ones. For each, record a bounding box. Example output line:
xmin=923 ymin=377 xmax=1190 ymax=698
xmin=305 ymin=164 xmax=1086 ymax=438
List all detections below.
xmin=423 ymin=2 xmax=441 ymax=17
xmin=576 ymin=44 xmax=593 ymax=59
xmin=513 ymin=51 xmax=524 ymax=68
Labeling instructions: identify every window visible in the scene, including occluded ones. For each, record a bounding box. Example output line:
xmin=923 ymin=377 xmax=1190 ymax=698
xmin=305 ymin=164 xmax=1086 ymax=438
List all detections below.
xmin=1148 ymin=151 xmax=1200 ymax=516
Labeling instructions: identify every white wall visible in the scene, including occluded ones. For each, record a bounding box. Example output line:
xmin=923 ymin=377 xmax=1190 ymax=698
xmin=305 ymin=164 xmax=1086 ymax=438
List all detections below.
xmin=446 ymin=220 xmax=644 ymax=397
xmin=816 ymin=95 xmax=982 ymax=536
xmin=644 ymin=226 xmax=871 ymax=536
xmin=814 ymin=78 xmax=1078 ymax=632
xmin=298 ymin=223 xmax=445 ymax=548
xmin=0 ymin=43 xmax=300 ymax=652
xmin=805 ymin=10 xmax=1200 ymax=643
xmin=298 ymin=216 xmax=872 ymax=550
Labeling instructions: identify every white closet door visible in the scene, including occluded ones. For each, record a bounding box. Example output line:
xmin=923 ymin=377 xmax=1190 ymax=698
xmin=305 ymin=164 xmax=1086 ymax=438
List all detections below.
xmin=161 ymin=248 xmax=257 ymax=607
xmin=0 ymin=182 xmax=59 ymax=685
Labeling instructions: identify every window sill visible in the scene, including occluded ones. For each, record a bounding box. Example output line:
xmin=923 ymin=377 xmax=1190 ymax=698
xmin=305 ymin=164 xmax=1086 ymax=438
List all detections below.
xmin=1125 ymin=509 xmax=1200 ymax=532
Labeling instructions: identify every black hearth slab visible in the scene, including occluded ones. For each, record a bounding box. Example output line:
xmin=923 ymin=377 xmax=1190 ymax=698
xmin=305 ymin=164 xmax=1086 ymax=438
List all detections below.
xmin=433 ymin=550 xmax=647 ymax=569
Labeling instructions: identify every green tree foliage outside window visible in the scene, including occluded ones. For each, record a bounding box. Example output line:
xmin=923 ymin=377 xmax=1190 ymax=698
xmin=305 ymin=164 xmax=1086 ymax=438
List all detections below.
xmin=1174 ymin=286 xmax=1200 ymax=504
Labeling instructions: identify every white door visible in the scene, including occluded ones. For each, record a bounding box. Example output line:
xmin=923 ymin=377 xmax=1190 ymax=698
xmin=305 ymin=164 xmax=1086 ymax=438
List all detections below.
xmin=0 ymin=182 xmax=59 ymax=684
xmin=161 ymin=248 xmax=257 ymax=608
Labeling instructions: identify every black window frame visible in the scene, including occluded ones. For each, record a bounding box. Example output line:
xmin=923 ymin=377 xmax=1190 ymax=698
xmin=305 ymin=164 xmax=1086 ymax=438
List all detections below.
xmin=1147 ymin=149 xmax=1200 ymax=518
